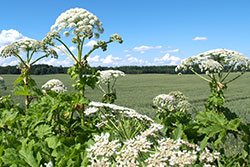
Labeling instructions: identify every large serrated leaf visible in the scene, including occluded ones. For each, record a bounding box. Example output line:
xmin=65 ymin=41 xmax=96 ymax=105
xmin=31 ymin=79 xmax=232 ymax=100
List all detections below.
xmin=19 ymin=142 xmax=39 ymax=167
xmin=45 ymin=136 xmax=61 ymax=149
xmin=35 ymin=124 xmax=52 ymax=138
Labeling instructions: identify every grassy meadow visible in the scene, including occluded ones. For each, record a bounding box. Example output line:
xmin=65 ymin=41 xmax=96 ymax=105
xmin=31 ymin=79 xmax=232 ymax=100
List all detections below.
xmin=1 ymin=72 xmax=250 ymax=122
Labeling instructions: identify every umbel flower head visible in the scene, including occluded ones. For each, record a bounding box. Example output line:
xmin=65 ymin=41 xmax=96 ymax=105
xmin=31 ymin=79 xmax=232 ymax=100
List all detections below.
xmin=97 ymin=70 xmax=126 ymax=85
xmin=153 ymin=91 xmax=191 ymax=113
xmin=176 ymin=48 xmax=250 ymax=75
xmin=41 ymin=79 xmax=67 ymax=93
xmin=50 ymin=8 xmax=103 ymax=38
xmin=0 ymin=38 xmax=58 ymax=59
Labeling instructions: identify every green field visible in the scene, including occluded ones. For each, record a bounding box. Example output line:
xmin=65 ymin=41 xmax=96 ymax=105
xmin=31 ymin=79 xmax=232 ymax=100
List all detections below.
xmin=1 ymin=72 xmax=250 ymax=122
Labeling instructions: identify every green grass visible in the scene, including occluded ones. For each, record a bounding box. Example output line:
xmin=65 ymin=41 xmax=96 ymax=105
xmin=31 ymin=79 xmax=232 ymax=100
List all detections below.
xmin=1 ymin=72 xmax=250 ymax=122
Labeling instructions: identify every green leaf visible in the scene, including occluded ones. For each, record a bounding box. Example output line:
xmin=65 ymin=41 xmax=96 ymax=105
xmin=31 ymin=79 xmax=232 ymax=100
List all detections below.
xmin=14 ymin=85 xmax=31 ymax=96
xmin=19 ymin=141 xmax=39 ymax=167
xmin=36 ymin=152 xmax=42 ymax=166
xmin=13 ymin=74 xmax=25 ymax=86
xmin=35 ymin=124 xmax=52 ymax=138
xmin=227 ymin=118 xmax=241 ymax=131
xmin=171 ymin=124 xmax=183 ymax=140
xmin=45 ymin=136 xmax=61 ymax=149
xmin=200 ymin=136 xmax=208 ymax=150
xmin=2 ymin=148 xmax=20 ymax=164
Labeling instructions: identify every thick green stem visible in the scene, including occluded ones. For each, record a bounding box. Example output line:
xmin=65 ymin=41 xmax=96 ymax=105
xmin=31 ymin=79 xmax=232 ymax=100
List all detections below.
xmin=30 ymin=54 xmax=48 ymax=65
xmin=24 ymin=75 xmax=29 ymax=111
xmin=190 ymin=68 xmax=211 ymax=82
xmin=55 ymin=37 xmax=78 ymax=62
xmin=84 ymin=40 xmax=113 ymax=59
xmin=221 ymin=64 xmax=236 ymax=82
xmin=13 ymin=53 xmax=28 ymax=68
xmin=29 ymin=50 xmax=36 ymax=62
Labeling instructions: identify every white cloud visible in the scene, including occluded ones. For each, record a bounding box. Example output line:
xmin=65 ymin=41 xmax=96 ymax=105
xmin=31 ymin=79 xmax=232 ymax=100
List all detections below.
xmin=38 ymin=57 xmax=73 ymax=67
xmin=124 ymin=45 xmax=162 ymax=54
xmin=0 ymin=29 xmax=26 ymax=47
xmin=192 ymin=37 xmax=208 ymax=41
xmin=168 ymin=49 xmax=180 ymax=53
xmin=0 ymin=56 xmax=20 ymax=66
xmin=84 ymin=40 xmax=97 ymax=47
xmin=154 ymin=53 xmax=181 ymax=65
xmin=125 ymin=54 xmax=132 ymax=57
xmin=128 ymin=57 xmax=144 ymax=64
xmin=101 ymin=55 xmax=121 ymax=64
xmin=160 ymin=48 xmax=180 ymax=54
xmin=87 ymin=55 xmax=100 ymax=63
xmin=87 ymin=55 xmax=122 ymax=66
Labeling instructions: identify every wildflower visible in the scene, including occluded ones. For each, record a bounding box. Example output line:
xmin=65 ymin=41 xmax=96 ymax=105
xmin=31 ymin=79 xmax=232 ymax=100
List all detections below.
xmin=50 ymin=8 xmax=103 ymax=38
xmin=87 ymin=133 xmax=120 ymax=166
xmin=199 ymin=147 xmax=220 ymax=163
xmin=89 ymin=101 xmax=154 ymax=122
xmin=97 ymin=70 xmax=125 ymax=85
xmin=1 ymin=39 xmax=57 ymax=59
xmin=176 ymin=48 xmax=250 ymax=74
xmin=84 ymin=107 xmax=99 ymax=116
xmin=41 ymin=79 xmax=67 ymax=93
xmin=40 ymin=161 xmax=53 ymax=167
xmin=153 ymin=91 xmax=190 ymax=113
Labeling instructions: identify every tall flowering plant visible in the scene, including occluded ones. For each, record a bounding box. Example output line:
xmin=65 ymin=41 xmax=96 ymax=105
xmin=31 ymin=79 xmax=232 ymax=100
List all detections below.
xmin=97 ymin=70 xmax=126 ymax=103
xmin=43 ymin=8 xmax=122 ymax=125
xmin=43 ymin=8 xmax=123 ymax=96
xmin=0 ymin=39 xmax=57 ymax=109
xmin=176 ymin=49 xmax=250 ymax=112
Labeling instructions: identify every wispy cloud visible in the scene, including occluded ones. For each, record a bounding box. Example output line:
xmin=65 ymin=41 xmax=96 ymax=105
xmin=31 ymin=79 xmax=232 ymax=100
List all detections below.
xmin=38 ymin=57 xmax=73 ymax=67
xmin=0 ymin=29 xmax=25 ymax=46
xmin=160 ymin=48 xmax=180 ymax=54
xmin=154 ymin=53 xmax=181 ymax=65
xmin=84 ymin=40 xmax=97 ymax=47
xmin=87 ymin=55 xmax=122 ymax=66
xmin=192 ymin=37 xmax=208 ymax=41
xmin=124 ymin=45 xmax=162 ymax=54
xmin=168 ymin=49 xmax=180 ymax=53
xmin=0 ymin=29 xmax=28 ymax=52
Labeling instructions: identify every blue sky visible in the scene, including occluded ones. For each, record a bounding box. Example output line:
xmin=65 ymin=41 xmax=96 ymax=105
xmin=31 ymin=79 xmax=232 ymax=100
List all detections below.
xmin=0 ymin=0 xmax=250 ymax=67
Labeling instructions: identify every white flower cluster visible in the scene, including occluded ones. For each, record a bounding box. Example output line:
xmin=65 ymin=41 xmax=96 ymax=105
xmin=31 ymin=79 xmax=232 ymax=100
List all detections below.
xmin=40 ymin=162 xmax=53 ymax=167
xmin=153 ymin=91 xmax=191 ymax=113
xmin=98 ymin=70 xmax=126 ymax=85
xmin=110 ymin=34 xmax=123 ymax=44
xmin=50 ymin=8 xmax=103 ymax=38
xmin=0 ymin=39 xmax=58 ymax=59
xmin=0 ymin=76 xmax=6 ymax=90
xmin=87 ymin=133 xmax=121 ymax=167
xmin=87 ymin=129 xmax=219 ymax=166
xmin=88 ymin=101 xmax=154 ymax=122
xmin=41 ymin=79 xmax=67 ymax=93
xmin=176 ymin=48 xmax=250 ymax=75
xmin=42 ymin=31 xmax=61 ymax=46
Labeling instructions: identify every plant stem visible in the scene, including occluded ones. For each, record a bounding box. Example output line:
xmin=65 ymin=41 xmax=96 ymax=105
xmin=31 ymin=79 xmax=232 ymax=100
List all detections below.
xmin=190 ymin=68 xmax=211 ymax=82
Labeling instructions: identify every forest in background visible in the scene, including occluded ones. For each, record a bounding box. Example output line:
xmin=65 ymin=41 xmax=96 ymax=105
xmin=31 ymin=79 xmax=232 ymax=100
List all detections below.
xmin=0 ymin=64 xmax=247 ymax=75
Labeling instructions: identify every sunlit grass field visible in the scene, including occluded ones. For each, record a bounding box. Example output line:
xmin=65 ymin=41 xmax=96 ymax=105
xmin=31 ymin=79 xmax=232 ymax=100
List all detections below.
xmin=1 ymin=72 xmax=250 ymax=122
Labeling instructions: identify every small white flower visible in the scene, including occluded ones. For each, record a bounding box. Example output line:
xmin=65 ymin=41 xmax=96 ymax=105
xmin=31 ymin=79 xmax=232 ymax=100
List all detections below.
xmin=176 ymin=48 xmax=250 ymax=74
xmin=84 ymin=107 xmax=99 ymax=116
xmin=153 ymin=91 xmax=190 ymax=113
xmin=97 ymin=70 xmax=126 ymax=85
xmin=50 ymin=8 xmax=103 ymax=38
xmin=41 ymin=79 xmax=67 ymax=93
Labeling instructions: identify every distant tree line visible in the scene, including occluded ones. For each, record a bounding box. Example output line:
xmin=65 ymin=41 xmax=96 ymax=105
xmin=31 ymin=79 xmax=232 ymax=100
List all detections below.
xmin=0 ymin=64 xmax=247 ymax=75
